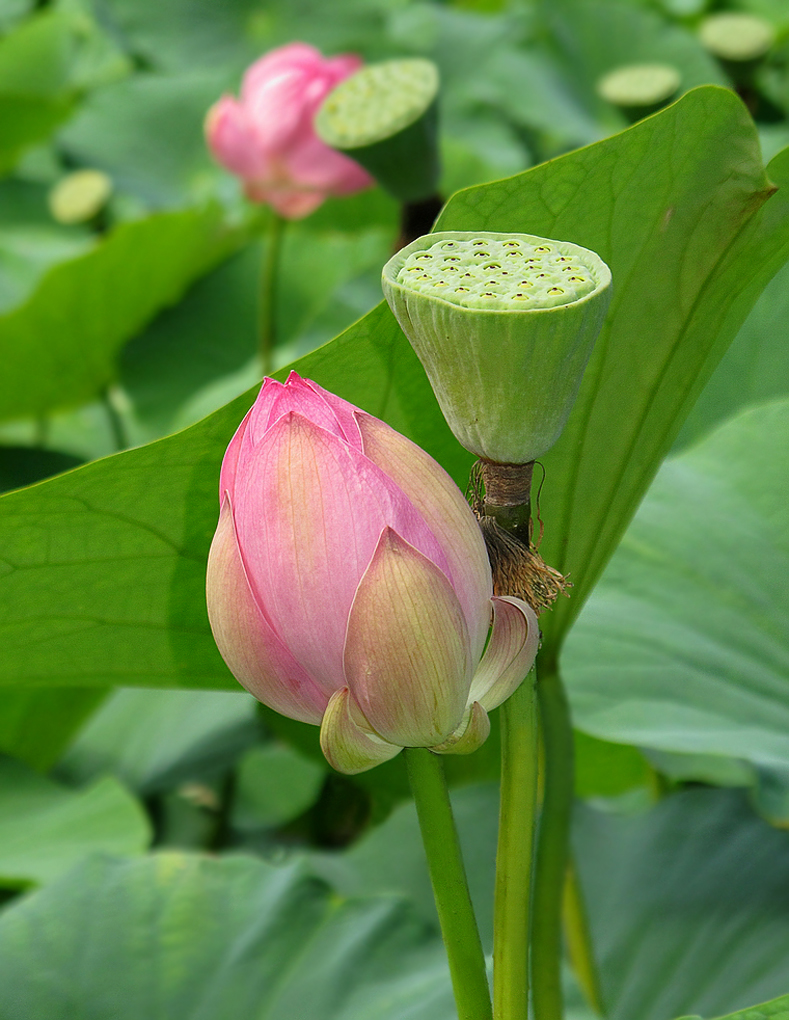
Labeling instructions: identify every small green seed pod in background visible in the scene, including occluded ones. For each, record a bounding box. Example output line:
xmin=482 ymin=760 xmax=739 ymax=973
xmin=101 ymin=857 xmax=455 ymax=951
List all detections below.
xmin=382 ymin=231 xmax=612 ymax=466
xmin=316 ymin=58 xmax=440 ymax=204
xmin=48 ymin=170 xmax=112 ymax=225
xmin=699 ymin=12 xmax=774 ymax=75
xmin=597 ymin=63 xmax=681 ymax=123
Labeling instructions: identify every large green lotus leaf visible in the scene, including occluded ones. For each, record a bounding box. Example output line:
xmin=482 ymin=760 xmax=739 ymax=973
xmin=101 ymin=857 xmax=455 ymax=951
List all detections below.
xmin=0 ymin=852 xmax=456 ymax=1020
xmin=0 ymin=204 xmax=241 ymax=421
xmin=562 ymin=400 xmax=789 ymax=768
xmin=0 ymin=87 xmax=785 ymax=695
xmin=675 ymin=258 xmax=789 ymax=450
xmin=715 ymin=993 xmax=789 ymax=1019
xmin=436 ymin=89 xmax=789 ymax=650
xmin=0 ymin=758 xmax=150 ymax=888
xmin=576 ymin=789 xmax=789 ymax=1019
xmin=0 ymin=688 xmax=105 ymax=770
xmin=0 ymin=94 xmax=74 ymax=173
xmin=0 ymin=224 xmax=92 ymax=315
xmin=58 ymin=688 xmax=259 ymax=795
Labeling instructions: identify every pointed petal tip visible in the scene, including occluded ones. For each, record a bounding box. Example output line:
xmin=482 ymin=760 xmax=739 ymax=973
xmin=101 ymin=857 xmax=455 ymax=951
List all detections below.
xmin=432 ymin=702 xmax=490 ymax=756
xmin=320 ymin=688 xmax=402 ymax=775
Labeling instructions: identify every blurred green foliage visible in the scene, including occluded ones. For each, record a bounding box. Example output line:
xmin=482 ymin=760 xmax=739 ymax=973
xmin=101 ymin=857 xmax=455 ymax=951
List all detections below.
xmin=1 ymin=0 xmax=789 ymax=1016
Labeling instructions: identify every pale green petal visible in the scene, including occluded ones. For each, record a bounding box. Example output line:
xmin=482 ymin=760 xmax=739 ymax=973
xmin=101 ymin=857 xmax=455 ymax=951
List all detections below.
xmin=432 ymin=701 xmax=491 ymax=756
xmin=469 ymin=596 xmax=539 ymax=712
xmin=319 ymin=687 xmax=402 ymax=775
xmin=344 ymin=527 xmax=471 ymax=747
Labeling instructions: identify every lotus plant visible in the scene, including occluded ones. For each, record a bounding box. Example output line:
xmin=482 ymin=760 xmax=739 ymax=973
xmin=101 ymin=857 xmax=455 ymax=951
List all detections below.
xmin=206 ymin=371 xmax=538 ymax=775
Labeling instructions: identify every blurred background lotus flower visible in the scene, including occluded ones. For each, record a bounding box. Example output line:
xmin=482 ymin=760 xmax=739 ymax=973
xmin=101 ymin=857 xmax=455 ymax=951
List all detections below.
xmin=206 ymin=372 xmax=538 ymax=774
xmin=204 ymin=42 xmax=373 ymax=219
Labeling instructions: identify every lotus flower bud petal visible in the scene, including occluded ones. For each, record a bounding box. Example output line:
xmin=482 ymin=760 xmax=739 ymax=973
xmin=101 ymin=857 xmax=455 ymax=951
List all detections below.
xmin=355 ymin=412 xmax=491 ymax=656
xmin=320 ymin=687 xmax=402 ymax=775
xmin=206 ymin=372 xmax=534 ymax=773
xmin=469 ymin=596 xmax=540 ymax=713
xmin=205 ymin=42 xmax=373 ymax=219
xmin=432 ymin=701 xmax=491 ymax=757
xmin=206 ymin=497 xmax=327 ymax=724
xmin=343 ymin=527 xmax=471 ymax=747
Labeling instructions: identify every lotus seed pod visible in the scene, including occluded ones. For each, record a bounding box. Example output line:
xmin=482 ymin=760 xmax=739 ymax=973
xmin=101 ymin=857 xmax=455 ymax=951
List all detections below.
xmin=48 ymin=170 xmax=112 ymax=224
xmin=699 ymin=13 xmax=774 ymax=66
xmin=597 ymin=63 xmax=681 ymax=121
xmin=316 ymin=58 xmax=440 ymax=203
xmin=382 ymin=231 xmax=612 ymax=465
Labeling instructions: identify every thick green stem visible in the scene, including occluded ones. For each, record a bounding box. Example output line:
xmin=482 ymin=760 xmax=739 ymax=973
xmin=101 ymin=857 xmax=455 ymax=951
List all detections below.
xmin=404 ymin=747 xmax=492 ymax=1020
xmin=493 ymin=675 xmax=539 ymax=1020
xmin=532 ymin=665 xmax=575 ymax=1020
xmin=258 ymin=212 xmax=285 ymax=375
xmin=563 ymin=856 xmax=605 ymax=1016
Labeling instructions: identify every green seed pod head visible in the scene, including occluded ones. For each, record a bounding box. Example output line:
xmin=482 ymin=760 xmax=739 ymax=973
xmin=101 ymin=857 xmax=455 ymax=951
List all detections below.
xmin=699 ymin=13 xmax=774 ymax=64
xmin=48 ymin=169 xmax=112 ymax=224
xmin=597 ymin=63 xmax=681 ymax=114
xmin=382 ymin=231 xmax=612 ymax=464
xmin=316 ymin=59 xmax=440 ymax=203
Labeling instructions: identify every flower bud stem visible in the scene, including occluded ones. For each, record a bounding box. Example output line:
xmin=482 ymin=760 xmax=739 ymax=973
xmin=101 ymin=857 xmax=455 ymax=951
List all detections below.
xmin=258 ymin=212 xmax=285 ymax=375
xmin=405 ymin=747 xmax=493 ymax=1020
xmin=494 ymin=676 xmax=539 ymax=1020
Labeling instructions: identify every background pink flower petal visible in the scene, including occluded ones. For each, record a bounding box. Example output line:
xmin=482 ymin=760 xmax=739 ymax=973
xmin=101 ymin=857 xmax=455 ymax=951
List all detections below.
xmin=205 ymin=41 xmax=371 ymax=219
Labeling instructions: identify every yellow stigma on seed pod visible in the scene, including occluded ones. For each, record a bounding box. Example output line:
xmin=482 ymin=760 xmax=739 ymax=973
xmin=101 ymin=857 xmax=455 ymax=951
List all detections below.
xmin=395 ymin=237 xmax=598 ymax=310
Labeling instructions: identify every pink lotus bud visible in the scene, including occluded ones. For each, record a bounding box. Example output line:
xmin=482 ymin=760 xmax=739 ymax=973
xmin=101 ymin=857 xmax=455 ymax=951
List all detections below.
xmin=205 ymin=42 xmax=373 ymax=219
xmin=206 ymin=372 xmax=539 ymax=773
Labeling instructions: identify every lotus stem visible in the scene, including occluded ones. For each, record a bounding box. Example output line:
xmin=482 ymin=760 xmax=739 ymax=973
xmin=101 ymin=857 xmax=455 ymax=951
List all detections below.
xmin=405 ymin=747 xmax=492 ymax=1020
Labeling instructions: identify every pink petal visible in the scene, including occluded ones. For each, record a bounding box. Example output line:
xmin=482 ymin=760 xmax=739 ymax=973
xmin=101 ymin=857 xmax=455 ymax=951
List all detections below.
xmin=319 ymin=687 xmax=402 ymax=774
xmin=241 ymin=43 xmax=326 ymax=101
xmin=204 ymin=96 xmax=266 ymax=181
xmin=356 ymin=412 xmax=492 ymax=659
xmin=206 ymin=497 xmax=328 ymax=723
xmin=218 ymin=404 xmax=253 ymax=504
xmin=343 ymin=528 xmax=471 ymax=747
xmin=233 ymin=413 xmax=449 ymax=692
xmin=247 ymin=185 xmax=326 ymax=219
xmin=283 ymin=131 xmax=373 ymax=194
xmin=468 ymin=596 xmax=540 ymax=712
xmin=247 ymin=372 xmax=362 ymax=449
xmin=244 ymin=66 xmax=315 ymax=154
